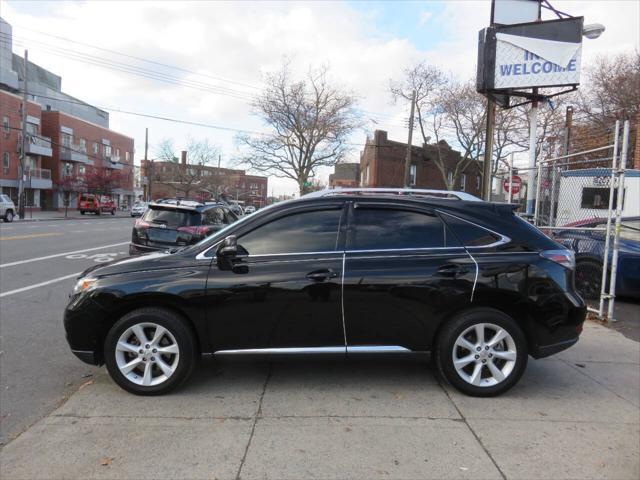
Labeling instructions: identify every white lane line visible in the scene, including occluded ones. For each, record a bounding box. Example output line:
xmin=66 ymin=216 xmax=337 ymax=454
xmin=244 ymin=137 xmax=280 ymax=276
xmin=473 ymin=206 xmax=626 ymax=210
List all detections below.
xmin=0 ymin=272 xmax=81 ymax=298
xmin=0 ymin=241 xmax=129 ymax=268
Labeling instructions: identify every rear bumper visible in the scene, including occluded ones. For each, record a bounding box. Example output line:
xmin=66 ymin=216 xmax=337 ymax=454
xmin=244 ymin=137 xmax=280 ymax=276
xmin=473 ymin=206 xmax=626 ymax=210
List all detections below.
xmin=129 ymin=242 xmax=162 ymax=255
xmin=531 ymin=337 xmax=579 ymax=358
xmin=70 ymin=349 xmax=101 ymax=365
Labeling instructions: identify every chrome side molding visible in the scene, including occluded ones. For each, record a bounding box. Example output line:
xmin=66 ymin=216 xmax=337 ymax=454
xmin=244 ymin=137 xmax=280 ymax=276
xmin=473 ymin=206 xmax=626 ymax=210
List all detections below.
xmin=213 ymin=345 xmax=414 ymax=355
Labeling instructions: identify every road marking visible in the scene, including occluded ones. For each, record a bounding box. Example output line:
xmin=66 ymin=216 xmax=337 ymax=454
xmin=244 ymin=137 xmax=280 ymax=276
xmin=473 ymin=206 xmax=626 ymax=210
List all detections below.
xmin=0 ymin=241 xmax=130 ymax=268
xmin=0 ymin=272 xmax=81 ymax=298
xmin=0 ymin=232 xmax=63 ymax=241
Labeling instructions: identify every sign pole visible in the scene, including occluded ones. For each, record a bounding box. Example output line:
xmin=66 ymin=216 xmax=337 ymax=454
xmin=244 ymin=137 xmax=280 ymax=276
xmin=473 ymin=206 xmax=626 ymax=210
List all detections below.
xmin=508 ymin=152 xmax=514 ymax=204
xmin=526 ymin=89 xmax=538 ymax=214
xmin=482 ymin=98 xmax=496 ymax=200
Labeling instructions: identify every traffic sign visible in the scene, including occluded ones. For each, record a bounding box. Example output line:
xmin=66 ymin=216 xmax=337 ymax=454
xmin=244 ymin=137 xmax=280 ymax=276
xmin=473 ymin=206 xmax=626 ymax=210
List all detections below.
xmin=503 ymin=175 xmax=522 ymax=194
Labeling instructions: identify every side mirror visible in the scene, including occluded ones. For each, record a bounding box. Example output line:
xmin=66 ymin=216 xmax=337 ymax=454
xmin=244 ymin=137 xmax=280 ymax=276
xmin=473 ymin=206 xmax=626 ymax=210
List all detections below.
xmin=217 ymin=235 xmax=238 ymax=257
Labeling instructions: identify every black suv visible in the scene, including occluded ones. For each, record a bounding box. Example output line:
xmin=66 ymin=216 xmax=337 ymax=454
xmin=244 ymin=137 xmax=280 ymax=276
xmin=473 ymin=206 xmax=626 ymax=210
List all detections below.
xmin=129 ymin=199 xmax=239 ymax=254
xmin=65 ymin=188 xmax=586 ymax=397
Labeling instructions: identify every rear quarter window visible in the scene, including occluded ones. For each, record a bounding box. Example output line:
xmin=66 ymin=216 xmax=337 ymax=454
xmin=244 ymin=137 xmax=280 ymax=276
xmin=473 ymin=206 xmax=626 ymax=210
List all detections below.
xmin=440 ymin=213 xmax=501 ymax=247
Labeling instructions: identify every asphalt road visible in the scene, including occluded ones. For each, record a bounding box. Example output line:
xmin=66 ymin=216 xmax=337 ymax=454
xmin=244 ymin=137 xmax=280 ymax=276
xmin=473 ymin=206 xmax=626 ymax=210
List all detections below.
xmin=0 ymin=216 xmax=135 ymax=444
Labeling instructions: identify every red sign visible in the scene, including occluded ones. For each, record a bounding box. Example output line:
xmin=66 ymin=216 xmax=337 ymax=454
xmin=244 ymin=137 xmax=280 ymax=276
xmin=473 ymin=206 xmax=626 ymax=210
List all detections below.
xmin=503 ymin=175 xmax=522 ymax=194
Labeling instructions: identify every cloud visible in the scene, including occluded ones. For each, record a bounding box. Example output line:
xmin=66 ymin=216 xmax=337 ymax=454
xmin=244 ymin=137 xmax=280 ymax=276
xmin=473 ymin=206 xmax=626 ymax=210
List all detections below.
xmin=419 ymin=10 xmax=432 ymax=26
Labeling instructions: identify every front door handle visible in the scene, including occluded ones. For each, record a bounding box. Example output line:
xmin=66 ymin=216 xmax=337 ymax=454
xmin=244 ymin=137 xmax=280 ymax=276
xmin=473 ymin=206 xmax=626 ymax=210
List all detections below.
xmin=306 ymin=269 xmax=338 ymax=281
xmin=437 ymin=265 xmax=469 ymax=276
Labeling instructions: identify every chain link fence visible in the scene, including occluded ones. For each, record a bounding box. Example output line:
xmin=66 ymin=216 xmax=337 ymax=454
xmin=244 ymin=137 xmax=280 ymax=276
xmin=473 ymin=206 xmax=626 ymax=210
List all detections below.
xmin=531 ymin=120 xmax=633 ymax=321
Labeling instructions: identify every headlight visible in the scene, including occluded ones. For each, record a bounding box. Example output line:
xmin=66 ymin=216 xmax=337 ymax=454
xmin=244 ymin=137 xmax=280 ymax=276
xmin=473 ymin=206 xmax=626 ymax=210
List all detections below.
xmin=73 ymin=278 xmax=97 ymax=294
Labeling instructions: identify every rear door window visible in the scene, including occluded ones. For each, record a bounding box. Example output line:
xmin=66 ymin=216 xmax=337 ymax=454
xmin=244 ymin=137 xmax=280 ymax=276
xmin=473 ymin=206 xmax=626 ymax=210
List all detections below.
xmin=142 ymin=208 xmax=200 ymax=228
xmin=348 ymin=207 xmax=461 ymax=250
xmin=440 ymin=213 xmax=501 ymax=247
xmin=202 ymin=207 xmax=226 ymax=226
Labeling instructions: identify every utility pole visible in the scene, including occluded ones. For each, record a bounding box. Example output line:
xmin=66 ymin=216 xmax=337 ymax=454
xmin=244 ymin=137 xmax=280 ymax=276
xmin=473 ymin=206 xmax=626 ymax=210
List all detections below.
xmin=482 ymin=98 xmax=495 ymax=200
xmin=525 ymin=88 xmax=539 ymax=215
xmin=403 ymin=90 xmax=416 ymax=188
xmin=563 ymin=105 xmax=573 ymax=156
xmin=18 ymin=50 xmax=28 ymax=219
xmin=144 ymin=128 xmax=152 ymax=202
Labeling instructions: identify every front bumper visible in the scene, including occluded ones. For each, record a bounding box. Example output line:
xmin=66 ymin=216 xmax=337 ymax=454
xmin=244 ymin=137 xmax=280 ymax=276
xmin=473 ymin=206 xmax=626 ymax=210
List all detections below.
xmin=64 ymin=294 xmax=110 ymax=365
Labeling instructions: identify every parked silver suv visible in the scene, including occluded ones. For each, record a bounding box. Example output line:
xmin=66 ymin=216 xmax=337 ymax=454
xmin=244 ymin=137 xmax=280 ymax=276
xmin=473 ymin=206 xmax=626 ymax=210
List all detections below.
xmin=0 ymin=194 xmax=16 ymax=222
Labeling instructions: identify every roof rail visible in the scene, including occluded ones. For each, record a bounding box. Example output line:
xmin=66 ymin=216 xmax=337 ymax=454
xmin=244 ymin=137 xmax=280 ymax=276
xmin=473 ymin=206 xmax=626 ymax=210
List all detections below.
xmin=302 ymin=187 xmax=482 ymax=202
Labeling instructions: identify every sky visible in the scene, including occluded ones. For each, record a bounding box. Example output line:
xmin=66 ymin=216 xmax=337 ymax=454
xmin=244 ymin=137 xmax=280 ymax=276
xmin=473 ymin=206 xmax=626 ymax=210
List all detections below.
xmin=1 ymin=0 xmax=638 ymax=196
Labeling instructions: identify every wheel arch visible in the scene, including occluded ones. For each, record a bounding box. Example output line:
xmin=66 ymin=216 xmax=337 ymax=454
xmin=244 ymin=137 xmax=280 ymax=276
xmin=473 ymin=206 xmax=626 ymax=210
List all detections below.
xmin=95 ymin=294 xmax=206 ymax=362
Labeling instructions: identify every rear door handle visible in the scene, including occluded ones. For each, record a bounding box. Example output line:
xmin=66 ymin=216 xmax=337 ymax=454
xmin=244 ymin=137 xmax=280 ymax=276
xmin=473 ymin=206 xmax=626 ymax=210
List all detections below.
xmin=437 ymin=265 xmax=469 ymax=276
xmin=306 ymin=269 xmax=338 ymax=281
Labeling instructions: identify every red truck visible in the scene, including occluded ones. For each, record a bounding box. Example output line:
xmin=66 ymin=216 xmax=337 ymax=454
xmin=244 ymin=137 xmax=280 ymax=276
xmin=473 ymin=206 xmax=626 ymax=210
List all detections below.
xmin=79 ymin=194 xmax=117 ymax=215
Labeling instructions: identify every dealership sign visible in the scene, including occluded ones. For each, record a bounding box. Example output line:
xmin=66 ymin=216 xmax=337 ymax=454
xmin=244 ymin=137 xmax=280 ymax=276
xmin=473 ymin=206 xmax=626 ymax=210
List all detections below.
xmin=477 ymin=17 xmax=584 ymax=94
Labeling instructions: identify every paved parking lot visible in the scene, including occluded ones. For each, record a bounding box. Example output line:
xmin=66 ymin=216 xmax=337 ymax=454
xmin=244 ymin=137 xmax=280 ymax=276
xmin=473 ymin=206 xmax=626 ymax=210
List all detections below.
xmin=1 ymin=321 xmax=638 ymax=480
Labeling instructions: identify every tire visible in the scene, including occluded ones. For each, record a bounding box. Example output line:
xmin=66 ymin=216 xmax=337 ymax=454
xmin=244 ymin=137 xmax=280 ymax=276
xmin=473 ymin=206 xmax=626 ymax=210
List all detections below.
xmin=435 ymin=308 xmax=528 ymax=397
xmin=80 ymin=210 xmax=86 ymax=215
xmin=4 ymin=210 xmax=14 ymax=222
xmin=96 ymin=210 xmax=101 ymax=215
xmin=104 ymin=308 xmax=197 ymax=395
xmin=575 ymin=258 xmax=603 ymax=300
xmin=111 ymin=209 xmax=116 ymax=215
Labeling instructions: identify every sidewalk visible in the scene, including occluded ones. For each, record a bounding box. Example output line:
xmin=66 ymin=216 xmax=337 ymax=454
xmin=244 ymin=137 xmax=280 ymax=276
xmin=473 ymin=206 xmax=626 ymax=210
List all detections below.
xmin=1 ymin=321 xmax=638 ymax=480
xmin=10 ymin=210 xmax=133 ymax=222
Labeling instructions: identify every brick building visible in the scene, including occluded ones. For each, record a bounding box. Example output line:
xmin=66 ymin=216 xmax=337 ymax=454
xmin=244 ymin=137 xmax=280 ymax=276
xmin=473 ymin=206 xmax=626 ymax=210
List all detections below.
xmin=329 ymin=163 xmax=360 ymax=187
xmin=1 ymin=89 xmax=53 ymax=208
xmin=358 ymin=130 xmax=482 ymax=196
xmin=142 ymin=157 xmax=268 ymax=208
xmin=0 ymin=17 xmax=135 ymax=211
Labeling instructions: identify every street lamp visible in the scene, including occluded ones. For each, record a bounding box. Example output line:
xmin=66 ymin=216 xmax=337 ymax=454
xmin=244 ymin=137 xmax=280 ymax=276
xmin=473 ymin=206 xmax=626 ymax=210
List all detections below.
xmin=583 ymin=23 xmax=605 ymax=39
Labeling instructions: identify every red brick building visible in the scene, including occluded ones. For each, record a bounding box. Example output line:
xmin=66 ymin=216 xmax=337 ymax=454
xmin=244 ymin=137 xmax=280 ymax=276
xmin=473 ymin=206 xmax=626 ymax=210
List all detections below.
xmin=40 ymin=111 xmax=135 ymax=209
xmin=0 ymin=89 xmax=54 ymax=209
xmin=142 ymin=158 xmax=268 ymax=208
xmin=359 ymin=130 xmax=482 ymax=196
xmin=329 ymin=163 xmax=360 ymax=187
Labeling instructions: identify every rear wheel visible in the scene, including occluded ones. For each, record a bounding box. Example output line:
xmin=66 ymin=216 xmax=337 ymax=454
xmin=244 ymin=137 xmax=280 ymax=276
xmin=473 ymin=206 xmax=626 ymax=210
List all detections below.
xmin=104 ymin=308 xmax=197 ymax=395
xmin=111 ymin=209 xmax=116 ymax=215
xmin=4 ymin=210 xmax=14 ymax=222
xmin=80 ymin=210 xmax=86 ymax=215
xmin=435 ymin=308 xmax=528 ymax=397
xmin=575 ymin=258 xmax=603 ymax=300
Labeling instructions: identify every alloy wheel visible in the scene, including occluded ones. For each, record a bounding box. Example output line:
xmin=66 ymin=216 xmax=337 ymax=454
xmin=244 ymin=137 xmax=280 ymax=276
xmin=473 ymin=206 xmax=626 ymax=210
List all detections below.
xmin=452 ymin=322 xmax=517 ymax=387
xmin=115 ymin=322 xmax=180 ymax=386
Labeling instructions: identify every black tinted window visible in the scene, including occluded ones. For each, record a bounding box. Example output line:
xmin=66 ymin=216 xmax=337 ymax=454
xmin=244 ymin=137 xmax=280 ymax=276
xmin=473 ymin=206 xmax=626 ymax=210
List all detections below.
xmin=142 ymin=208 xmax=200 ymax=228
xmin=441 ymin=213 xmax=500 ymax=246
xmin=239 ymin=209 xmax=341 ymax=255
xmin=349 ymin=208 xmax=459 ymax=250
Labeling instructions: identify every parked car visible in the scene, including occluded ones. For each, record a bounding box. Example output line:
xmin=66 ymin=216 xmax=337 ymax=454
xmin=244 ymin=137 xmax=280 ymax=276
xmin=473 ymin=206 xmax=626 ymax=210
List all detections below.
xmin=79 ymin=194 xmax=116 ymax=215
xmin=130 ymin=201 xmax=148 ymax=217
xmin=244 ymin=205 xmax=256 ymax=214
xmin=0 ymin=194 xmax=16 ymax=222
xmin=129 ymin=199 xmax=239 ymax=255
xmin=65 ymin=188 xmax=586 ymax=397
xmin=552 ymin=217 xmax=640 ymax=299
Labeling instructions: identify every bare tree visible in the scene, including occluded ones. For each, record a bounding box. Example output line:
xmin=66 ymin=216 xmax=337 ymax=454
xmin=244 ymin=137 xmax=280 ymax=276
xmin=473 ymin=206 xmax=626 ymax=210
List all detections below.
xmin=237 ymin=63 xmax=360 ymax=195
xmin=153 ymin=138 xmax=220 ymax=199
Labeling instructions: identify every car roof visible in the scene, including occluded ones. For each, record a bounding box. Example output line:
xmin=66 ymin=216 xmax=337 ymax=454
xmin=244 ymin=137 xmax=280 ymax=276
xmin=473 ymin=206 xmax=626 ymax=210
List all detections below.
xmin=149 ymin=199 xmax=229 ymax=212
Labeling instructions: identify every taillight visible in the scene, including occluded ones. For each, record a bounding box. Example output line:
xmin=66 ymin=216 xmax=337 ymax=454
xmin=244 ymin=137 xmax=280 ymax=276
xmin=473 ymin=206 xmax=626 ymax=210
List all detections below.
xmin=540 ymin=249 xmax=575 ymax=270
xmin=177 ymin=226 xmax=210 ymax=237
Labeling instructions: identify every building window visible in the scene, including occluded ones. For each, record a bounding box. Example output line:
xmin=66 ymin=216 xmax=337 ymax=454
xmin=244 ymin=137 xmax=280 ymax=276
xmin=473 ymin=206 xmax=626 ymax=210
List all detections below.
xmin=409 ymin=164 xmax=417 ymax=186
xmin=62 ymin=162 xmax=73 ymax=177
xmin=26 ymin=123 xmax=38 ymax=135
xmin=116 ymin=148 xmax=120 ymax=158
xmin=3 ymin=152 xmax=10 ymax=175
xmin=79 ymin=138 xmax=87 ymax=153
xmin=79 ymin=165 xmax=85 ymax=175
xmin=61 ymin=133 xmax=72 ymax=148
xmin=125 ymin=151 xmax=130 ymax=162
xmin=2 ymin=116 xmax=9 ymax=134
xmin=460 ymin=174 xmax=466 ymax=192
xmin=93 ymin=142 xmax=99 ymax=155
xmin=104 ymin=145 xmax=112 ymax=157
xmin=476 ymin=175 xmax=481 ymax=190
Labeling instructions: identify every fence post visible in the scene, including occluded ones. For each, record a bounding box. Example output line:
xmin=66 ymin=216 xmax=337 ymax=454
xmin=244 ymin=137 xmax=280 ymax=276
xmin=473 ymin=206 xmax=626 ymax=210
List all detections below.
xmin=606 ymin=120 xmax=629 ymax=322
xmin=598 ymin=120 xmax=620 ymax=319
xmin=533 ymin=160 xmax=543 ymax=225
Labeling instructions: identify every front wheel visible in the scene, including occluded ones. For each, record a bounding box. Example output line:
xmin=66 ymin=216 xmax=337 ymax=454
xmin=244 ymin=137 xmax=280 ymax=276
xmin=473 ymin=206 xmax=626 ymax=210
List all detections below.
xmin=111 ymin=209 xmax=116 ymax=215
xmin=4 ymin=210 xmax=14 ymax=222
xmin=104 ymin=308 xmax=197 ymax=395
xmin=575 ymin=258 xmax=603 ymax=300
xmin=80 ymin=210 xmax=86 ymax=215
xmin=435 ymin=308 xmax=528 ymax=397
